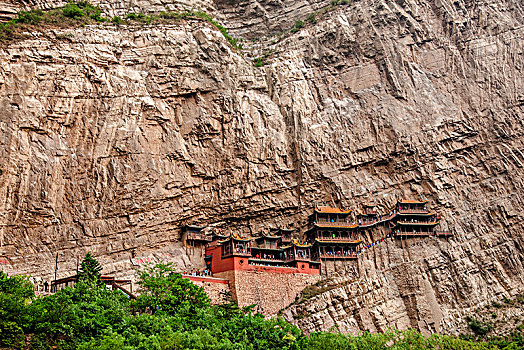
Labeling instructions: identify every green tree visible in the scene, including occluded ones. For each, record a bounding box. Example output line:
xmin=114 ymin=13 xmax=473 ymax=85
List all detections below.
xmin=77 ymin=253 xmax=103 ymax=286
xmin=135 ymin=263 xmax=210 ymax=315
xmin=0 ymin=271 xmax=34 ymax=349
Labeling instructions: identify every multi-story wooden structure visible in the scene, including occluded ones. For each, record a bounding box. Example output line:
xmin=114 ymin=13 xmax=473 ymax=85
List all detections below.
xmin=269 ymin=228 xmax=293 ymax=244
xmin=305 ymin=206 xmax=362 ymax=260
xmin=389 ymin=200 xmax=441 ymax=237
xmin=205 ymin=232 xmax=320 ymax=275
xmin=357 ymin=204 xmax=379 ymax=228
xmin=183 ymin=225 xmax=212 ymax=245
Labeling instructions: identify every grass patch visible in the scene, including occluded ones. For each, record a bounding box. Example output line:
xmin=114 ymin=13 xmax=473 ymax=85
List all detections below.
xmin=0 ymin=1 xmax=108 ymax=44
xmin=252 ymin=49 xmax=275 ymax=67
xmin=0 ymin=2 xmax=242 ymax=50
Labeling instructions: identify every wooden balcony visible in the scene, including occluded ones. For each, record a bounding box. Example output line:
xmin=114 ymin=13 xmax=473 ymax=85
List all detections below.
xmin=394 ymin=232 xmax=433 ymax=237
xmin=222 ymin=250 xmax=251 ymax=258
xmin=249 ymin=258 xmax=286 ymax=264
xmin=396 ymin=221 xmax=439 ymax=226
xmin=315 ymin=237 xmax=362 ymax=244
xmin=318 ymin=254 xmax=358 ymax=260
xmin=186 ymin=232 xmax=212 ymax=242
xmin=398 ymin=209 xmax=429 ymax=214
xmin=282 ymin=256 xmax=311 ymax=263
xmin=435 ymin=231 xmax=453 ymax=237
xmin=314 ymin=221 xmax=357 ymax=228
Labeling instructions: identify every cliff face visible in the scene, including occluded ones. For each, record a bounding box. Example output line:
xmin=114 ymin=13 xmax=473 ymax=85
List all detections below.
xmin=1 ymin=0 xmax=524 ymax=334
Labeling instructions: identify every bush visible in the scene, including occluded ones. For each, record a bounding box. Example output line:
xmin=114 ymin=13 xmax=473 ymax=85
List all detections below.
xmin=126 ymin=12 xmax=145 ymax=20
xmin=134 ymin=263 xmax=210 ymax=315
xmin=0 ymin=320 xmax=24 ymax=349
xmin=0 ymin=272 xmax=34 ymax=348
xmin=467 ymin=316 xmax=492 ymax=336
xmin=253 ymin=57 xmax=264 ymax=67
xmin=493 ymin=301 xmax=503 ymax=308
xmin=62 ymin=3 xmax=84 ymax=19
xmin=16 ymin=10 xmax=43 ymax=24
xmin=291 ymin=19 xmax=304 ymax=33
xmin=111 ymin=16 xmax=123 ymax=24
xmin=1 ymin=257 xmax=521 ymax=349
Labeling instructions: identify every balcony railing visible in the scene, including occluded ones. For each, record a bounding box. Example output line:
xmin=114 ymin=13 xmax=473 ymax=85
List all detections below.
xmin=186 ymin=233 xmax=212 ymax=241
xmin=249 ymin=257 xmax=285 ymax=263
xmin=315 ymin=222 xmax=356 ymax=228
xmin=435 ymin=231 xmax=453 ymax=236
xmin=318 ymin=253 xmax=358 ymax=259
xmin=396 ymin=221 xmax=438 ymax=225
xmin=394 ymin=232 xmax=433 ymax=237
xmin=316 ymin=236 xmax=359 ymax=242
xmin=222 ymin=248 xmax=251 ymax=258
xmin=283 ymin=255 xmax=311 ymax=262
xmin=398 ymin=209 xmax=429 ymax=214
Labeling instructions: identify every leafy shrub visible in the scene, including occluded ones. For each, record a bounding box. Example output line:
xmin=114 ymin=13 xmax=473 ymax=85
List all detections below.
xmin=16 ymin=10 xmax=43 ymax=24
xmin=253 ymin=57 xmax=264 ymax=67
xmin=62 ymin=3 xmax=84 ymax=19
xmin=330 ymin=0 xmax=350 ymax=5
xmin=135 ymin=263 xmax=210 ymax=315
xmin=126 ymin=12 xmax=145 ymax=20
xmin=76 ymin=0 xmax=104 ymax=21
xmin=493 ymin=301 xmax=503 ymax=308
xmin=291 ymin=19 xmax=304 ymax=33
xmin=467 ymin=316 xmax=492 ymax=336
xmin=307 ymin=13 xmax=317 ymax=24
xmin=111 ymin=16 xmax=123 ymax=24
xmin=0 ymin=320 xmax=24 ymax=349
xmin=0 ymin=272 xmax=34 ymax=349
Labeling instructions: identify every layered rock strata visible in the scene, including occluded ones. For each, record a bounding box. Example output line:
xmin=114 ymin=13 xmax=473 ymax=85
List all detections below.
xmin=0 ymin=0 xmax=523 ymax=334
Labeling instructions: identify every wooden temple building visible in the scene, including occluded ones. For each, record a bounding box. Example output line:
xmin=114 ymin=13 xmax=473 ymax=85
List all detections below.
xmin=186 ymin=199 xmax=451 ymax=277
xmin=305 ymin=206 xmax=362 ymax=260
xmin=204 ymin=230 xmax=320 ymax=275
xmin=357 ymin=204 xmax=379 ymax=228
xmin=183 ymin=225 xmax=212 ymax=245
xmin=389 ymin=200 xmax=441 ymax=237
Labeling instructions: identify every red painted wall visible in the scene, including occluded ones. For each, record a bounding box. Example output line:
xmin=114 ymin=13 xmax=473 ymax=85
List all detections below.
xmin=206 ymin=245 xmax=320 ymax=275
xmin=182 ymin=275 xmax=229 ymax=284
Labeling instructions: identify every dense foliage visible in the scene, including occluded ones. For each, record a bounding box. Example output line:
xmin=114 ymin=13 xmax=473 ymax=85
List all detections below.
xmin=0 ymin=255 xmax=522 ymax=349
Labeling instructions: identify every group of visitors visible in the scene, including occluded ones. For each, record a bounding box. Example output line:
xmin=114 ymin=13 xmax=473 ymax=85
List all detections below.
xmin=184 ymin=268 xmax=212 ymax=277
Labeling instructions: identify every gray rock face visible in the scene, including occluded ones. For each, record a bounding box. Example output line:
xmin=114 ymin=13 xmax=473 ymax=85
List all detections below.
xmin=0 ymin=0 xmax=523 ymax=334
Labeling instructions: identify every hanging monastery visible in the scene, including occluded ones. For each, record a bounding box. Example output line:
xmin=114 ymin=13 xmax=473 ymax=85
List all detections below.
xmin=181 ymin=199 xmax=452 ymax=314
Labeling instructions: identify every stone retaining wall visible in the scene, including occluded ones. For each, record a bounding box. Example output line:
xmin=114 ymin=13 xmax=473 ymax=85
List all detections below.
xmin=216 ymin=269 xmax=320 ymax=315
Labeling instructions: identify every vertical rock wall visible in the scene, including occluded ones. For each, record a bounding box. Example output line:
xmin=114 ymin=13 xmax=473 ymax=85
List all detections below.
xmin=0 ymin=0 xmax=523 ymax=334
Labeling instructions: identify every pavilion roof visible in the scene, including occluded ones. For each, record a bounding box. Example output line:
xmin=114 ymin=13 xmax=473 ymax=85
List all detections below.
xmin=219 ymin=234 xmax=252 ymax=243
xmin=398 ymin=199 xmax=428 ymax=204
xmin=315 ymin=239 xmax=363 ymax=244
xmin=255 ymin=234 xmax=281 ymax=241
xmin=313 ymin=223 xmax=359 ymax=229
xmin=314 ymin=206 xmax=352 ymax=214
xmin=292 ymin=240 xmax=312 ymax=248
xmin=232 ymin=233 xmax=252 ymax=241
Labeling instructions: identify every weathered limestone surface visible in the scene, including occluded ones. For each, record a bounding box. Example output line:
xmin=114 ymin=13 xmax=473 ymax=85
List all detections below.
xmin=0 ymin=0 xmax=523 ymax=335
